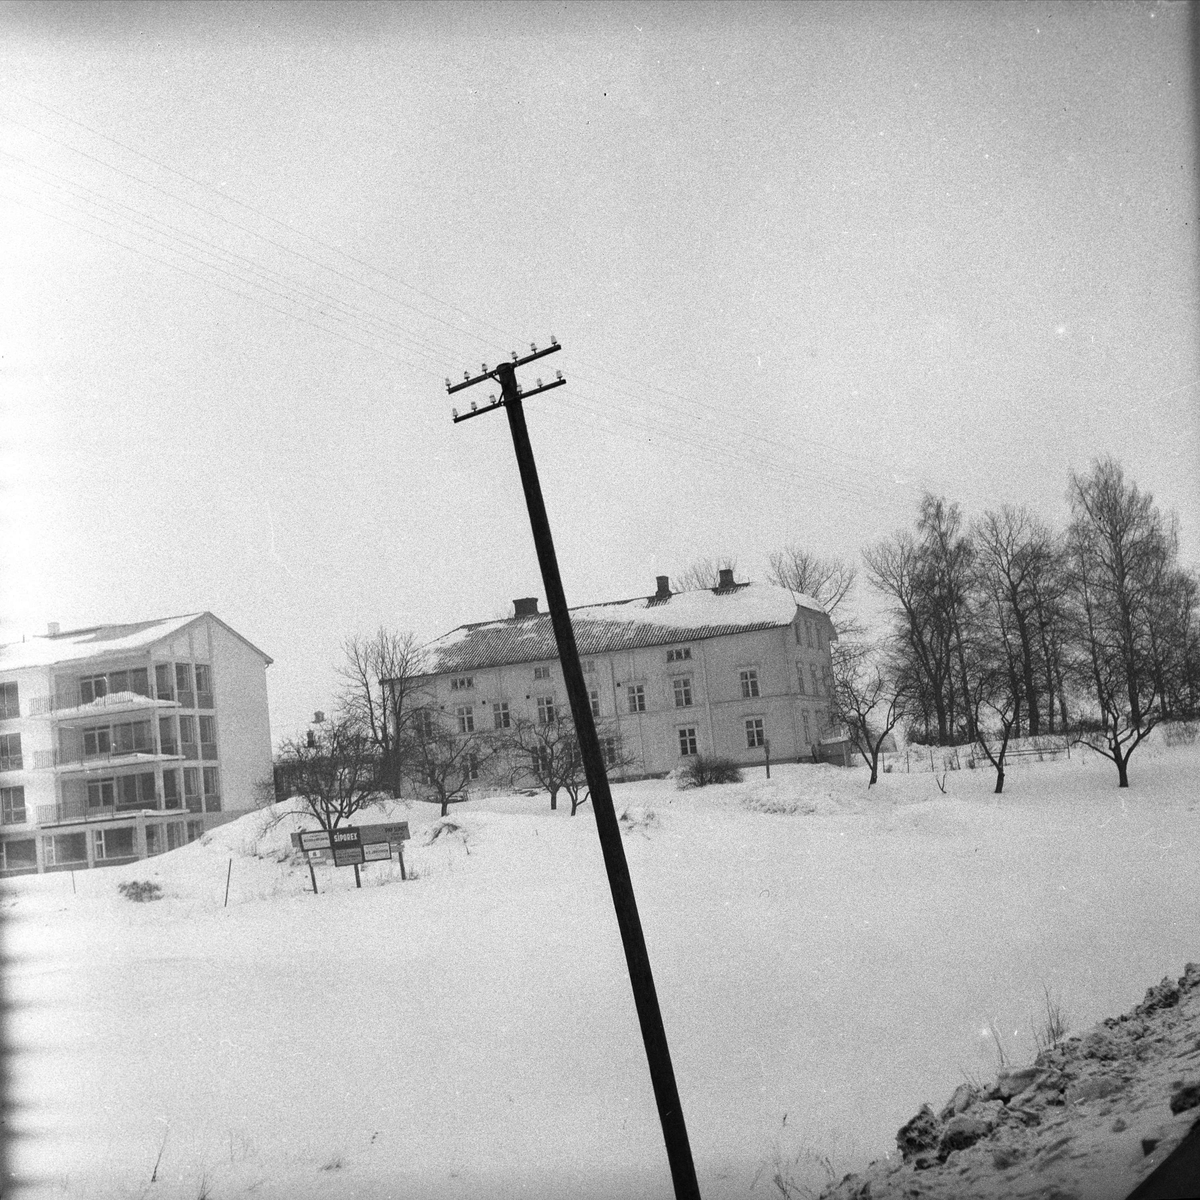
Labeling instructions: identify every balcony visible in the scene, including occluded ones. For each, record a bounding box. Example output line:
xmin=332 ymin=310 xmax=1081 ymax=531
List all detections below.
xmin=28 ymin=691 xmax=180 ymax=720
xmin=32 ymin=748 xmax=183 ymax=773
xmin=36 ymin=795 xmax=174 ymax=826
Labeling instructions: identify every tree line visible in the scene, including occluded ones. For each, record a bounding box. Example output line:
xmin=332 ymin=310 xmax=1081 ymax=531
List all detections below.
xmin=836 ymin=457 xmax=1198 ymax=790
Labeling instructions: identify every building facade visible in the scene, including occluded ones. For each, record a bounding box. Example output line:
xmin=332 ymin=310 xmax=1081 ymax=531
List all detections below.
xmin=409 ymin=572 xmax=837 ymax=783
xmin=0 ymin=613 xmax=272 ymax=875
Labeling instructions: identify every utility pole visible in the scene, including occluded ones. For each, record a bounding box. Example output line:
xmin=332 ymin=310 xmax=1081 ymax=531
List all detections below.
xmin=448 ymin=341 xmax=701 ymax=1200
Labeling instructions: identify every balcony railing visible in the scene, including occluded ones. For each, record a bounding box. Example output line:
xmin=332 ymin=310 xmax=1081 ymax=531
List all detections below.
xmin=28 ymin=691 xmax=179 ymax=718
xmin=33 ymin=748 xmax=182 ymax=770
xmin=36 ymin=796 xmax=170 ymax=826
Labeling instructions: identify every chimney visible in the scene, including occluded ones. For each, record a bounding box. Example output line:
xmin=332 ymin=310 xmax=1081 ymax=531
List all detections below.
xmin=47 ymin=622 xmax=60 ymax=637
xmin=717 ymin=568 xmax=735 ymax=590
xmin=654 ymin=575 xmax=672 ymax=601
xmin=513 ymin=597 xmax=539 ymax=618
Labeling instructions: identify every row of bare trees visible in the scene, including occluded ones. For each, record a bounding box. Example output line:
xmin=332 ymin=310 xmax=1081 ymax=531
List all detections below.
xmin=840 ymin=458 xmax=1198 ymax=790
xmin=273 ymin=629 xmax=633 ymax=827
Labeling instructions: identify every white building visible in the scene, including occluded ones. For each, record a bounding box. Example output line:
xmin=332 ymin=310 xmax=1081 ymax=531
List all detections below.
xmin=411 ymin=571 xmax=837 ymax=780
xmin=0 ymin=613 xmax=272 ymax=875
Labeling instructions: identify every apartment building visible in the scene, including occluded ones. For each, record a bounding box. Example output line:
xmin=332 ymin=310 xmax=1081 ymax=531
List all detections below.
xmin=409 ymin=570 xmax=837 ymax=782
xmin=0 ymin=613 xmax=272 ymax=875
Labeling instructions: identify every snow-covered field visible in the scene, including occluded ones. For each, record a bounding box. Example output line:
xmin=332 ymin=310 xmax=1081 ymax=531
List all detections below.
xmin=6 ymin=737 xmax=1200 ymax=1199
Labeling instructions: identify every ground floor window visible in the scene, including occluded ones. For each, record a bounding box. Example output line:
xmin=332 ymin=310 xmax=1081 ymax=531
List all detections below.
xmin=678 ymin=727 xmax=698 ymax=756
xmin=1 ymin=785 xmax=26 ymax=825
xmin=46 ymin=832 xmax=87 ymax=866
xmin=186 ymin=820 xmax=203 ymax=843
xmin=745 ymin=717 xmax=765 ymax=748
xmin=145 ymin=824 xmax=162 ymax=856
xmin=166 ymin=822 xmax=187 ymax=851
xmin=1 ymin=838 xmax=36 ymax=872
xmin=94 ymin=826 xmax=136 ymax=860
xmin=801 ymin=711 xmax=812 ymax=747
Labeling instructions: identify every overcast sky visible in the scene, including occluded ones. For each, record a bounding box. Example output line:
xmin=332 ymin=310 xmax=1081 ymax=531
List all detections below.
xmin=2 ymin=0 xmax=1197 ymax=744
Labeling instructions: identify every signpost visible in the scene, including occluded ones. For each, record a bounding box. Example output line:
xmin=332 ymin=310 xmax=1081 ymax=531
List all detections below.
xmin=291 ymin=823 xmax=412 ymax=891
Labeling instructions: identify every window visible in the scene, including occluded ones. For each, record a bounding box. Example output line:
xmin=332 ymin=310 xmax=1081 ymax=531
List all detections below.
xmin=166 ymin=822 xmax=186 ymax=850
xmin=745 ymin=717 xmax=765 ymax=749
xmin=83 ymin=726 xmax=112 ymax=757
xmin=678 ymin=727 xmax=698 ymax=756
xmin=582 ymin=659 xmax=596 ymax=674
xmin=199 ymin=716 xmax=217 ymax=759
xmin=456 ymin=706 xmax=475 ymax=734
xmin=666 ymin=647 xmax=692 ymax=662
xmin=0 ymin=682 xmax=18 ymax=720
xmin=146 ymin=824 xmax=162 ymax=857
xmin=467 ymin=755 xmax=480 ymax=782
xmin=823 ymin=665 xmax=833 ymax=695
xmin=80 ymin=674 xmax=108 ymax=704
xmin=536 ymin=696 xmax=556 ymax=724
xmin=810 ymin=665 xmax=821 ymax=696
xmin=179 ymin=716 xmax=198 ymax=758
xmin=590 ymin=689 xmax=601 ymax=717
xmin=162 ymin=770 xmax=180 ymax=809
xmin=415 ymin=709 xmax=435 ymax=738
xmin=1 ymin=839 xmax=36 ymax=872
xmin=154 ymin=663 xmax=174 ymax=701
xmin=203 ymin=767 xmax=221 ymax=811
xmin=794 ymin=622 xmax=802 ymax=645
xmin=47 ymin=832 xmax=87 ymax=866
xmin=805 ymin=621 xmax=814 ymax=649
xmin=802 ymin=711 xmax=812 ymax=745
xmin=796 ymin=662 xmax=807 ymax=695
xmin=111 ymin=668 xmax=150 ymax=697
xmin=1 ymin=786 xmax=26 ymax=824
xmin=184 ymin=767 xmax=201 ymax=812
xmin=627 ymin=684 xmax=646 ymax=714
xmin=533 ymin=665 xmax=551 ymax=680
xmin=450 ymin=676 xmax=474 ymax=691
xmin=0 ymin=732 xmax=21 ymax=771
xmin=117 ymin=773 xmax=156 ymax=810
xmin=87 ymin=778 xmax=115 ymax=808
xmin=186 ymin=820 xmax=203 ymax=843
xmin=194 ymin=664 xmax=213 ymax=707
xmin=740 ymin=669 xmax=760 ymax=699
xmin=175 ymin=664 xmax=194 ymax=706
xmin=600 ymin=736 xmax=619 ymax=767
xmin=113 ymin=720 xmax=152 ymax=755
xmin=672 ymin=677 xmax=693 ymax=707
xmin=493 ymin=702 xmax=510 ymax=730
xmin=159 ymin=717 xmax=178 ymax=755
xmin=94 ymin=827 xmax=135 ymax=860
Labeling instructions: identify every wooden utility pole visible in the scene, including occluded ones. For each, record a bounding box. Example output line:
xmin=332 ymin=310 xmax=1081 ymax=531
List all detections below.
xmin=449 ymin=342 xmax=701 ymax=1200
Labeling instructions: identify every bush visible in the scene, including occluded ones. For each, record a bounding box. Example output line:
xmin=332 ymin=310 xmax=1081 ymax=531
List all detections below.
xmin=1162 ymin=721 xmax=1199 ymax=747
xmin=677 ymin=755 xmax=743 ymax=789
xmin=118 ymin=880 xmax=163 ymax=902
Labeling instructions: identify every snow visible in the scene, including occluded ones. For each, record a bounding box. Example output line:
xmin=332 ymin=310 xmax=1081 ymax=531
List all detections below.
xmin=39 ymin=691 xmax=179 ymax=718
xmin=5 ymin=737 xmax=1200 ymax=1199
xmin=568 ymin=582 xmax=818 ymax=629
xmin=0 ymin=616 xmax=201 ymax=670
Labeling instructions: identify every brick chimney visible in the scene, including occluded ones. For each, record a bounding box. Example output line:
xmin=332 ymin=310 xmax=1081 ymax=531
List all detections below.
xmin=717 ymin=568 xmax=735 ymax=590
xmin=654 ymin=575 xmax=672 ymax=601
xmin=513 ymin=597 xmax=539 ymax=618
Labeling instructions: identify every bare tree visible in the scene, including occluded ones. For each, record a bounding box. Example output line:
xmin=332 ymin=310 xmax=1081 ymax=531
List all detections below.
xmin=338 ymin=628 xmax=426 ymax=798
xmin=672 ymin=555 xmax=738 ymax=592
xmin=831 ymin=639 xmax=908 ymax=786
xmin=766 ymin=545 xmax=858 ymax=632
xmin=274 ymin=715 xmax=385 ymax=833
xmin=403 ymin=709 xmax=497 ymax=817
xmin=1064 ymin=458 xmax=1179 ymax=786
xmin=504 ymin=715 xmax=631 ymax=814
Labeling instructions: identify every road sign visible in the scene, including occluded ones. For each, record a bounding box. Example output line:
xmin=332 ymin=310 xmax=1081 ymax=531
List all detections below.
xmin=362 ymin=842 xmax=391 ymax=863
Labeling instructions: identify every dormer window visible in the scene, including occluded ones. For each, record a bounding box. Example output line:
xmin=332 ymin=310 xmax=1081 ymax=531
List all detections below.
xmin=533 ymin=665 xmax=552 ymax=680
xmin=450 ymin=676 xmax=474 ymax=691
xmin=666 ymin=647 xmax=692 ymax=662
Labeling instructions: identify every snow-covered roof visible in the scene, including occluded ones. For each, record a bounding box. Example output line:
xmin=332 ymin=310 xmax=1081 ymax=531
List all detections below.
xmin=421 ymin=582 xmax=826 ymax=675
xmin=0 ymin=613 xmax=272 ymax=671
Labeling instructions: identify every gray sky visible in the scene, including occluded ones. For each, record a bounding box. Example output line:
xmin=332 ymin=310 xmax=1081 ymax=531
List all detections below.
xmin=2 ymin=0 xmax=1197 ymax=744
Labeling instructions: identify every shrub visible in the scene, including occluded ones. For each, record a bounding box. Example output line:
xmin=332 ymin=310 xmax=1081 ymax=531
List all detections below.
xmin=1163 ymin=721 xmax=1199 ymax=747
xmin=677 ymin=755 xmax=743 ymax=789
xmin=118 ymin=880 xmax=163 ymax=902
